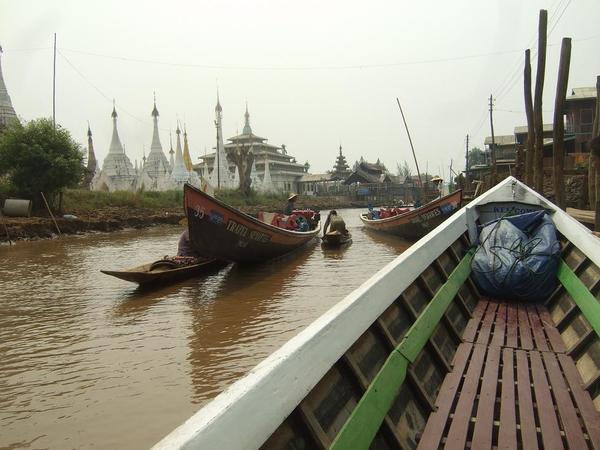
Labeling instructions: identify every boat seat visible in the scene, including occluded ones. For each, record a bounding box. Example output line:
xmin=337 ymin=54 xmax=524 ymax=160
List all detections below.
xmin=461 ymin=299 xmax=566 ymax=353
xmin=418 ymin=297 xmax=600 ymax=450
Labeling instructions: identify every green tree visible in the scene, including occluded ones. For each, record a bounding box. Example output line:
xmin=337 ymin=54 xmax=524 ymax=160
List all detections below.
xmin=467 ymin=147 xmax=487 ymax=169
xmin=0 ymin=118 xmax=83 ymax=208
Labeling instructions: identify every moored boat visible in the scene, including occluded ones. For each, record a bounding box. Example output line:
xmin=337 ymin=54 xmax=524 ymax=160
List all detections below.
xmin=321 ymin=231 xmax=352 ymax=248
xmin=154 ymin=177 xmax=600 ymax=450
xmin=360 ymin=189 xmax=462 ymax=239
xmin=101 ymin=257 xmax=225 ymax=285
xmin=184 ymin=184 xmax=321 ymax=264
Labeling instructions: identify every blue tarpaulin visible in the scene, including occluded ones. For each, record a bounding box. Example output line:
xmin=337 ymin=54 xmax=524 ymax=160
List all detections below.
xmin=471 ymin=211 xmax=560 ymax=301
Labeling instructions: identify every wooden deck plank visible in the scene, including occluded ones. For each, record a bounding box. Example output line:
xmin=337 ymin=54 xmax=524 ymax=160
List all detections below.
xmin=471 ymin=345 xmax=501 ymax=449
xmin=505 ymin=303 xmax=519 ymax=348
xmin=476 ymin=302 xmax=498 ymax=345
xmin=529 ymin=351 xmax=564 ymax=450
xmin=443 ymin=344 xmax=487 ymax=450
xmin=517 ymin=304 xmax=534 ymax=350
xmin=491 ymin=303 xmax=507 ymax=347
xmin=462 ymin=300 xmax=488 ymax=342
xmin=558 ymin=353 xmax=600 ymax=449
xmin=516 ymin=350 xmax=539 ymax=450
xmin=541 ymin=351 xmax=588 ymax=449
xmin=527 ymin=304 xmax=550 ymax=351
xmin=497 ymin=348 xmax=517 ymax=450
xmin=416 ymin=343 xmax=473 ymax=449
xmin=536 ymin=304 xmax=566 ymax=353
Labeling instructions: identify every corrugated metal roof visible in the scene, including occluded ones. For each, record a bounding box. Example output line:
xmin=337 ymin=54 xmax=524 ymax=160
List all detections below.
xmin=514 ymin=123 xmax=553 ymax=134
xmin=484 ymin=135 xmax=516 ymax=145
xmin=566 ymin=87 xmax=596 ymax=100
xmin=298 ymin=173 xmax=334 ymax=182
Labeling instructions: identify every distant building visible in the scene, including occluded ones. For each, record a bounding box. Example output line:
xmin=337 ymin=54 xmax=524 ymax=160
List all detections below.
xmin=0 ymin=45 xmax=18 ymax=132
xmin=331 ymin=145 xmax=351 ymax=179
xmin=564 ymin=86 xmax=597 ymax=154
xmin=196 ymin=103 xmax=307 ymax=193
xmin=484 ymin=134 xmax=517 ymax=175
xmin=344 ymin=160 xmax=392 ymax=184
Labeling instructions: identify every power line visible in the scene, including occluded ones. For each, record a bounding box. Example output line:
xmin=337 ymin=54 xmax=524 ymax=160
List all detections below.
xmin=58 ymin=49 xmax=169 ymax=132
xmin=468 ymin=0 xmax=574 ymax=141
xmin=57 ymin=32 xmax=598 ymax=72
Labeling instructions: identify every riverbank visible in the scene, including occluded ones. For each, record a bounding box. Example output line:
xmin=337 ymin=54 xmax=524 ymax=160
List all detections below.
xmin=0 ymin=195 xmax=360 ymax=243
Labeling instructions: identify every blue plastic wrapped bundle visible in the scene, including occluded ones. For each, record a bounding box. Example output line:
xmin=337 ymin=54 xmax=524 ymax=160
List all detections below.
xmin=471 ymin=211 xmax=560 ymax=302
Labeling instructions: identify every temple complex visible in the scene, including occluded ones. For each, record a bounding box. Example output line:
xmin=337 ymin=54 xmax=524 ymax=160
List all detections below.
xmin=0 ymin=45 xmax=18 ymax=132
xmin=197 ymin=102 xmax=308 ymax=193
xmin=92 ymin=99 xmax=199 ymax=192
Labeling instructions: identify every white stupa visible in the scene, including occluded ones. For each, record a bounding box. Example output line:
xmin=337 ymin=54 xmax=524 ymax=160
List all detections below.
xmin=209 ymin=95 xmax=235 ymax=189
xmin=137 ymin=97 xmax=172 ymax=191
xmin=92 ymin=103 xmax=136 ymax=191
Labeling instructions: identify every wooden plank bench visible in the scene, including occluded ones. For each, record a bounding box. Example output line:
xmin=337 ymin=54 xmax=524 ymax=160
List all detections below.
xmin=417 ymin=298 xmax=600 ymax=450
xmin=461 ymin=298 xmax=566 ymax=353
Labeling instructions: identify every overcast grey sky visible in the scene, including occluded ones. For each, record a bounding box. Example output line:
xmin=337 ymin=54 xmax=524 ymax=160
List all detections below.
xmin=2 ymin=0 xmax=599 ymax=176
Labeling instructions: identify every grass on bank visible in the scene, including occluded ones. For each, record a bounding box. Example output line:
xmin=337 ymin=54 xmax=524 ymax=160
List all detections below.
xmin=61 ymin=188 xmax=288 ymax=213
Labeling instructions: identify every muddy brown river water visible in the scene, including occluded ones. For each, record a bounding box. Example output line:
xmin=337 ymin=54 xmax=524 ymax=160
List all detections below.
xmin=0 ymin=209 xmax=412 ymax=449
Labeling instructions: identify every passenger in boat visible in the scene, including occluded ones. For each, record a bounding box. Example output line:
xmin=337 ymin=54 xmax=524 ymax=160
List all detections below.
xmin=323 ymin=210 xmax=348 ymax=236
xmin=177 ymin=230 xmax=201 ymax=257
xmin=431 ymin=175 xmax=443 ymax=198
xmin=284 ymin=193 xmax=298 ymax=215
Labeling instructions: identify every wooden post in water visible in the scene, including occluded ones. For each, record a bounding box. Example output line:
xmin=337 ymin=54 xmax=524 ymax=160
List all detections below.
xmin=552 ymin=37 xmax=571 ymax=209
xmin=524 ymin=49 xmax=535 ymax=187
xmin=590 ymin=76 xmax=599 ymax=222
xmin=489 ymin=95 xmax=497 ymax=186
xmin=594 ymin=76 xmax=600 ymax=231
xmin=465 ymin=134 xmax=469 ymax=189
xmin=533 ymin=9 xmax=548 ymax=194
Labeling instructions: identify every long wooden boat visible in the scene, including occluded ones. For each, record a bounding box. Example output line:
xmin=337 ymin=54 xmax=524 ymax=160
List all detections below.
xmin=184 ymin=183 xmax=321 ymax=263
xmin=101 ymin=257 xmax=225 ymax=285
xmin=154 ymin=177 xmax=600 ymax=450
xmin=360 ymin=189 xmax=462 ymax=239
xmin=321 ymin=231 xmax=352 ymax=248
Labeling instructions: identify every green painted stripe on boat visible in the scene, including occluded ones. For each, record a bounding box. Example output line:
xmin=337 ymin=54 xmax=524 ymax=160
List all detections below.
xmin=557 ymin=260 xmax=600 ymax=338
xmin=330 ymin=249 xmax=475 ymax=450
xmin=398 ymin=248 xmax=475 ymax=363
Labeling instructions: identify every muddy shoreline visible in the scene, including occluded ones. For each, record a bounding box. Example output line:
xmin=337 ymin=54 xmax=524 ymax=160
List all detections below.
xmin=0 ymin=199 xmax=362 ymax=243
xmin=0 ymin=207 xmax=187 ymax=243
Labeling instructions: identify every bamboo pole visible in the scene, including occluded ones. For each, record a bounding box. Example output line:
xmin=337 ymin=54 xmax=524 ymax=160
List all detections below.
xmin=524 ymin=49 xmax=535 ymax=187
xmin=40 ymin=192 xmax=62 ymax=235
xmin=396 ymin=98 xmax=423 ymax=187
xmin=552 ymin=38 xmax=571 ymax=209
xmin=533 ymin=9 xmax=548 ymax=193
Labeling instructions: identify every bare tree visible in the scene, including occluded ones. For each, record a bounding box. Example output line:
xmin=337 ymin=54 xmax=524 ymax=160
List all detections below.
xmin=227 ymin=143 xmax=255 ymax=197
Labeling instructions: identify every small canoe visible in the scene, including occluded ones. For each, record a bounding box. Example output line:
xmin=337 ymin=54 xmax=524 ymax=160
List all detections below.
xmin=360 ymin=189 xmax=462 ymax=239
xmin=153 ymin=177 xmax=600 ymax=450
xmin=101 ymin=257 xmax=225 ymax=285
xmin=321 ymin=231 xmax=352 ymax=248
xmin=184 ymin=183 xmax=321 ymax=263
